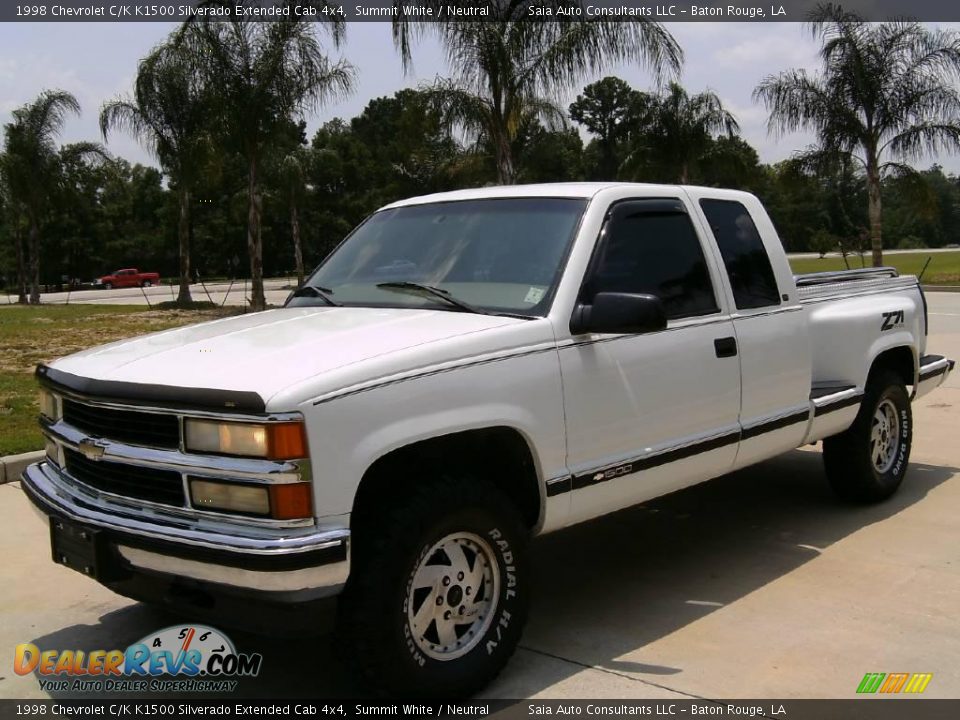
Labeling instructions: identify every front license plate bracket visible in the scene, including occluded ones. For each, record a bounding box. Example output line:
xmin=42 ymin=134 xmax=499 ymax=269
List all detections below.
xmin=49 ymin=517 xmax=115 ymax=581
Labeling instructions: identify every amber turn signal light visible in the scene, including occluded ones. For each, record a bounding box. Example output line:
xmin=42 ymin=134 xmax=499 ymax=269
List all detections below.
xmin=269 ymin=483 xmax=313 ymax=520
xmin=266 ymin=422 xmax=308 ymax=461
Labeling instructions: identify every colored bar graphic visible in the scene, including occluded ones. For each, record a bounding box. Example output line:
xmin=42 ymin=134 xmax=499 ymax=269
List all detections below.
xmin=857 ymin=673 xmax=886 ymax=693
xmin=857 ymin=672 xmax=932 ymax=694
xmin=904 ymin=673 xmax=933 ymax=693
xmin=880 ymin=672 xmax=909 ymax=693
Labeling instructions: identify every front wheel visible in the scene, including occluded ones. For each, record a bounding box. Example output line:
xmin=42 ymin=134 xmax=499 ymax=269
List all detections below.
xmin=103 ymin=282 xmax=112 ymax=290
xmin=823 ymin=370 xmax=912 ymax=503
xmin=141 ymin=280 xmax=152 ymax=288
xmin=338 ymin=476 xmax=528 ymax=697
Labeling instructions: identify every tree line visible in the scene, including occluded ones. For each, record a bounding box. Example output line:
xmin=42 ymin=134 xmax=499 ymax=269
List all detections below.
xmin=3 ymin=2 xmax=960 ymax=307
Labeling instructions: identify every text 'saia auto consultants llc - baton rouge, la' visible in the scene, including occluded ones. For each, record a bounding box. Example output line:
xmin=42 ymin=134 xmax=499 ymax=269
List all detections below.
xmin=12 ymin=625 xmax=262 ymax=693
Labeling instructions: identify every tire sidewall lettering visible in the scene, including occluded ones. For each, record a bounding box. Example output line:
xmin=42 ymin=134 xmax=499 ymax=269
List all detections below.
xmin=891 ymin=407 xmax=910 ymax=477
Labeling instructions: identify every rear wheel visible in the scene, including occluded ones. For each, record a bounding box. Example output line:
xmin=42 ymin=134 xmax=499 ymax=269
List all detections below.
xmin=337 ymin=475 xmax=528 ymax=698
xmin=823 ymin=370 xmax=912 ymax=503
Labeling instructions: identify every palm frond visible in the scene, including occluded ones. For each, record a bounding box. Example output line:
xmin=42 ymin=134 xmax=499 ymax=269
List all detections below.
xmin=885 ymin=122 xmax=960 ymax=160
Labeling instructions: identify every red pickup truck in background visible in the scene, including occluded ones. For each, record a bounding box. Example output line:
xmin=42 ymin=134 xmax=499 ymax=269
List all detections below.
xmin=94 ymin=268 xmax=160 ymax=289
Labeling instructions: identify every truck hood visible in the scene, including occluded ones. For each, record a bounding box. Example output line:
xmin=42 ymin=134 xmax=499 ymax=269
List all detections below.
xmin=49 ymin=307 xmax=531 ymax=408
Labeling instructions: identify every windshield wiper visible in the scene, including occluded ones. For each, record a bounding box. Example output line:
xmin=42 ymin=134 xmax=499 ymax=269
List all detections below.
xmin=290 ymin=284 xmax=340 ymax=306
xmin=376 ymin=282 xmax=498 ymax=316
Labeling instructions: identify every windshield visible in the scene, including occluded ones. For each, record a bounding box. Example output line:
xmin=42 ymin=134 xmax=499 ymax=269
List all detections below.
xmin=289 ymin=197 xmax=587 ymax=316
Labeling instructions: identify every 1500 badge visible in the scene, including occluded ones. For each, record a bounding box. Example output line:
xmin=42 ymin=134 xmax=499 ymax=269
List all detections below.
xmin=881 ymin=310 xmax=905 ymax=331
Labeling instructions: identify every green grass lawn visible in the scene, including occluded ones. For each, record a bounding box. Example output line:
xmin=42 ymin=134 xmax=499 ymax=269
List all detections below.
xmin=789 ymin=250 xmax=960 ymax=284
xmin=0 ymin=304 xmax=236 ymax=457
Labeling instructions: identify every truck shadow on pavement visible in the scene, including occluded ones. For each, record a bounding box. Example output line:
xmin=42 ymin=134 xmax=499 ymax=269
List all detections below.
xmin=26 ymin=449 xmax=957 ymax=700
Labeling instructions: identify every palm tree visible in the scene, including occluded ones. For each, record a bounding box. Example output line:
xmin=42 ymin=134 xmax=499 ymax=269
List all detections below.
xmin=185 ymin=3 xmax=354 ymax=310
xmin=397 ymin=1 xmax=682 ymax=185
xmin=2 ymin=91 xmax=105 ymax=304
xmin=101 ymin=37 xmax=212 ymax=305
xmin=280 ymin=149 xmax=309 ymax=287
xmin=0 ymin=157 xmax=28 ymax=303
xmin=624 ymin=82 xmax=739 ymax=183
xmin=754 ymin=4 xmax=960 ymax=266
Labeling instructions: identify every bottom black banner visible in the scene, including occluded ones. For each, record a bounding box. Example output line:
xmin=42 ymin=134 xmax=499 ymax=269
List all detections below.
xmin=2 ymin=700 xmax=960 ymax=720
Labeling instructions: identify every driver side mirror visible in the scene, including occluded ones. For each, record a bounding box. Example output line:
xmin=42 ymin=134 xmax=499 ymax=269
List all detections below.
xmin=570 ymin=292 xmax=667 ymax=336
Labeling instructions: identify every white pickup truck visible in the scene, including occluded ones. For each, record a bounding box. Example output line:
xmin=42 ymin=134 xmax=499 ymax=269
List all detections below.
xmin=23 ymin=183 xmax=954 ymax=696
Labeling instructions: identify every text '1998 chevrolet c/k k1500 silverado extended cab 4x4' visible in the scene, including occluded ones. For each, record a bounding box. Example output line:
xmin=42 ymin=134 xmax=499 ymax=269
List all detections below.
xmin=22 ymin=183 xmax=955 ymax=696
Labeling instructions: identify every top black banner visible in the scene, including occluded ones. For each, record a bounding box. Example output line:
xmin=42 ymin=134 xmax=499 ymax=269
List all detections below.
xmin=5 ymin=0 xmax=960 ymax=23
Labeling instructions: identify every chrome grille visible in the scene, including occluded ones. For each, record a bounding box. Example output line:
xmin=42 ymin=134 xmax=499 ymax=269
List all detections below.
xmin=62 ymin=398 xmax=180 ymax=449
xmin=64 ymin=448 xmax=186 ymax=507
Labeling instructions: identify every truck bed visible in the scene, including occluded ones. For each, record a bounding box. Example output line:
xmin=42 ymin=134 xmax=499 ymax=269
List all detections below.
xmin=795 ymin=267 xmax=919 ymax=303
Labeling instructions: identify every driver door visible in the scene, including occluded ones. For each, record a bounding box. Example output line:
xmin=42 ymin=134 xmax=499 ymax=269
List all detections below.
xmin=558 ymin=197 xmax=743 ymax=525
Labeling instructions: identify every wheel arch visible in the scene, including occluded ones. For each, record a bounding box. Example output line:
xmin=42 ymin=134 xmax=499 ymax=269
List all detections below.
xmin=350 ymin=426 xmax=544 ymax=545
xmin=867 ymin=345 xmax=916 ymax=389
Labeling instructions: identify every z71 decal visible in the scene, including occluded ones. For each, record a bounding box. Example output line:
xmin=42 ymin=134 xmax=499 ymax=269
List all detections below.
xmin=881 ymin=310 xmax=905 ymax=332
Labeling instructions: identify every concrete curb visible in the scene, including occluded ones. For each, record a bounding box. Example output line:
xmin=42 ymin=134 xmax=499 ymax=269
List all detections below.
xmin=0 ymin=451 xmax=43 ymax=485
xmin=924 ymin=285 xmax=960 ymax=293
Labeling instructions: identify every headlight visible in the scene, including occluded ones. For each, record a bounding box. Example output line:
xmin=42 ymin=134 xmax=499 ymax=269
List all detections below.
xmin=189 ymin=478 xmax=312 ymax=520
xmin=183 ymin=419 xmax=307 ymax=460
xmin=38 ymin=389 xmax=61 ymax=421
xmin=189 ymin=479 xmax=270 ymax=516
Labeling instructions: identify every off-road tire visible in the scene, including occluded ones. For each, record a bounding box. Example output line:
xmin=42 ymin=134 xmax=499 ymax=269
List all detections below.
xmin=823 ymin=370 xmax=912 ymax=503
xmin=337 ymin=475 xmax=528 ymax=698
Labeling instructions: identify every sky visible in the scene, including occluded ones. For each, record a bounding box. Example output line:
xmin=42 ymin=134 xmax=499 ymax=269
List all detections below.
xmin=1 ymin=20 xmax=959 ymax=174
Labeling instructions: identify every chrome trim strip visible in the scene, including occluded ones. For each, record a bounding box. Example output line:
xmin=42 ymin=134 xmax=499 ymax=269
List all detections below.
xmin=559 ymin=316 xmax=733 ymax=350
xmin=44 ymin=421 xmax=305 ymax=484
xmin=812 ymin=387 xmax=861 ymax=409
xmin=731 ymin=305 xmax=804 ymax=320
xmin=740 ymin=406 xmax=811 ymax=440
xmin=811 ymin=386 xmax=863 ymax=417
xmin=795 ymin=267 xmax=899 ymax=287
xmin=22 ymin=462 xmax=346 ymax=556
xmin=71 ymin=474 xmax=312 ymax=529
xmin=116 ymin=546 xmax=348 ymax=597
xmin=40 ymin=442 xmax=312 ymax=529
xmin=797 ymin=276 xmax=918 ymax=304
xmin=569 ymin=424 xmax=742 ymax=491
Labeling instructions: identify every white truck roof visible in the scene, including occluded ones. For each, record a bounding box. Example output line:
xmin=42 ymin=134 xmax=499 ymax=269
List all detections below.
xmin=380 ymin=181 xmax=758 ymax=210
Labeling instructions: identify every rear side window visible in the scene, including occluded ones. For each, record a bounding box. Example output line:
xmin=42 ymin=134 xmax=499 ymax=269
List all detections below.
xmin=585 ymin=199 xmax=719 ymax=320
xmin=700 ymin=199 xmax=781 ymax=310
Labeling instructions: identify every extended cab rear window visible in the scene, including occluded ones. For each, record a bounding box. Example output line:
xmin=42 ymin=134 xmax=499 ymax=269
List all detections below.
xmin=699 ymin=199 xmax=781 ymax=310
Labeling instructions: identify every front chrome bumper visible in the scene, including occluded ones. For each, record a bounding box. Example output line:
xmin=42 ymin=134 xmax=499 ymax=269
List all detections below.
xmin=21 ymin=461 xmax=350 ymax=600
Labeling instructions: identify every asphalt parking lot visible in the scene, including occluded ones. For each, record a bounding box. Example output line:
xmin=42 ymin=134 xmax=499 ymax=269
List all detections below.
xmin=1 ymin=292 xmax=958 ymax=701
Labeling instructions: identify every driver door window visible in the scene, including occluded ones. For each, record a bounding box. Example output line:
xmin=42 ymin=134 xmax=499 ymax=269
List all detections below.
xmin=583 ymin=199 xmax=719 ymax=319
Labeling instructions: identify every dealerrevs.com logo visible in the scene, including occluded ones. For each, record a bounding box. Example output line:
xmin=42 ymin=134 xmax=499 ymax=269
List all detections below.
xmin=14 ymin=625 xmax=262 ymax=693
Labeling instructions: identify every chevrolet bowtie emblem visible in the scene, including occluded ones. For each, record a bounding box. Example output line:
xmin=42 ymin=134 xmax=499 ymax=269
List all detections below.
xmin=77 ymin=438 xmax=106 ymax=461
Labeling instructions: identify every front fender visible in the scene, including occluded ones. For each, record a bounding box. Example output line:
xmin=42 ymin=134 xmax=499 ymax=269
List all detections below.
xmin=296 ymin=347 xmax=569 ymax=530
